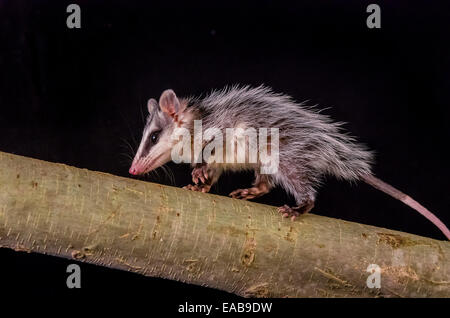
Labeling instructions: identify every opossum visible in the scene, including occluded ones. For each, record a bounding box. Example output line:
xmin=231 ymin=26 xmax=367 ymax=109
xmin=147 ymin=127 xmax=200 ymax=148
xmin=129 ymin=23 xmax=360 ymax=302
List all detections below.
xmin=129 ymin=85 xmax=450 ymax=240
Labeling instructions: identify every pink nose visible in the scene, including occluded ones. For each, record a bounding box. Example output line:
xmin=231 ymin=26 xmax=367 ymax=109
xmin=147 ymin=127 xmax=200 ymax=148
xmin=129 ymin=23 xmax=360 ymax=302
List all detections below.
xmin=129 ymin=167 xmax=138 ymax=175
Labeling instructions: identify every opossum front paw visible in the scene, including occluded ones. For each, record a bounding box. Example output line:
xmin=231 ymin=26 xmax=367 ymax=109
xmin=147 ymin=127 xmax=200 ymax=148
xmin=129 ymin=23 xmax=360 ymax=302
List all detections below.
xmin=229 ymin=187 xmax=267 ymax=200
xmin=183 ymin=184 xmax=211 ymax=193
xmin=191 ymin=166 xmax=209 ymax=184
xmin=278 ymin=201 xmax=314 ymax=221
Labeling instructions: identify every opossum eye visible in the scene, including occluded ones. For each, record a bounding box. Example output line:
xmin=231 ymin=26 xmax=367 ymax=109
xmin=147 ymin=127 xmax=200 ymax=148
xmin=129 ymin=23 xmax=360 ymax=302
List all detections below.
xmin=150 ymin=130 xmax=160 ymax=144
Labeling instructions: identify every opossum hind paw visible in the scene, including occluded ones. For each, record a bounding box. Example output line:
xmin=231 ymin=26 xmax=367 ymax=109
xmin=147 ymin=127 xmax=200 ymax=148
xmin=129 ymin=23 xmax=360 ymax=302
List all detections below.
xmin=183 ymin=184 xmax=212 ymax=193
xmin=229 ymin=187 xmax=268 ymax=200
xmin=278 ymin=200 xmax=314 ymax=221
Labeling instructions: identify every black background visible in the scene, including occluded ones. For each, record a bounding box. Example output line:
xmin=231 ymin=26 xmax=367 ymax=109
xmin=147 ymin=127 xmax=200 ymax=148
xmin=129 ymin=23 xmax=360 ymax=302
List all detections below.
xmin=0 ymin=0 xmax=449 ymax=305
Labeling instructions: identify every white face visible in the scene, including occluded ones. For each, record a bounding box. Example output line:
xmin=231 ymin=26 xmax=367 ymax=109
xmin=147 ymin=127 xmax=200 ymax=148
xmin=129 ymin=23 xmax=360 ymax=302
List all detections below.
xmin=129 ymin=90 xmax=186 ymax=176
xmin=129 ymin=111 xmax=174 ymax=175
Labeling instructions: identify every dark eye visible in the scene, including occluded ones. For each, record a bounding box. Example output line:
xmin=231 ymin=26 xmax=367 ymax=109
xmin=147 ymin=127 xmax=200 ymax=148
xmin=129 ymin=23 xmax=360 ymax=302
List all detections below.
xmin=150 ymin=131 xmax=160 ymax=144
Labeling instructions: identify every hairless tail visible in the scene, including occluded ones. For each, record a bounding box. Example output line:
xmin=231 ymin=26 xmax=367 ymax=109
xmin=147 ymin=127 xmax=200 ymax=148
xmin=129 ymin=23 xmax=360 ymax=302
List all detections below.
xmin=362 ymin=174 xmax=450 ymax=240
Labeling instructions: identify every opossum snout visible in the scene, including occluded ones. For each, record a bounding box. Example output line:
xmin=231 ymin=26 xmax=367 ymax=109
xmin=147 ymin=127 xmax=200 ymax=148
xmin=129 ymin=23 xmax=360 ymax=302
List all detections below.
xmin=129 ymin=160 xmax=145 ymax=175
xmin=129 ymin=152 xmax=167 ymax=176
xmin=129 ymin=166 xmax=139 ymax=175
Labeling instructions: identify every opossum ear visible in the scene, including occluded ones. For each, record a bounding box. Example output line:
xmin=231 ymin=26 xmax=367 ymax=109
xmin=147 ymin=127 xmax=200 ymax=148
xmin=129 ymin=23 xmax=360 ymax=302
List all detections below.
xmin=147 ymin=98 xmax=158 ymax=114
xmin=159 ymin=89 xmax=184 ymax=119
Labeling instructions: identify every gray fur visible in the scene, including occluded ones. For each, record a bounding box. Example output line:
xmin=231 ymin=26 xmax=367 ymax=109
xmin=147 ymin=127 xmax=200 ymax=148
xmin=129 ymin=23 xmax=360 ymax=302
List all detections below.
xmin=132 ymin=86 xmax=450 ymax=240
xmin=184 ymin=85 xmax=374 ymax=205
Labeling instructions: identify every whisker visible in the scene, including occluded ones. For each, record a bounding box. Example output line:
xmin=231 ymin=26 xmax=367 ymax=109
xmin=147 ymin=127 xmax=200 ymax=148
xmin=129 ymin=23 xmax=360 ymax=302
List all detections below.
xmin=150 ymin=169 xmax=160 ymax=181
xmin=120 ymin=137 xmax=136 ymax=154
xmin=119 ymin=153 xmax=133 ymax=162
xmin=117 ymin=109 xmax=139 ymax=148
xmin=160 ymin=164 xmax=176 ymax=185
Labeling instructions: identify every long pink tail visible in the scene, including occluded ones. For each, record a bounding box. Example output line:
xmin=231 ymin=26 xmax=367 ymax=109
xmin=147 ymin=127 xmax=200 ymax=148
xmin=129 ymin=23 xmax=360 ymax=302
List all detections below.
xmin=362 ymin=174 xmax=450 ymax=240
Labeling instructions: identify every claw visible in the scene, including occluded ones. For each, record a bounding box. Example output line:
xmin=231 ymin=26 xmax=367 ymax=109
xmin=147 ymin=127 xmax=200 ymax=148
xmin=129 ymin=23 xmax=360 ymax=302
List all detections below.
xmin=229 ymin=187 xmax=267 ymax=200
xmin=191 ymin=166 xmax=208 ymax=185
xmin=277 ymin=201 xmax=314 ymax=220
xmin=184 ymin=183 xmax=211 ymax=193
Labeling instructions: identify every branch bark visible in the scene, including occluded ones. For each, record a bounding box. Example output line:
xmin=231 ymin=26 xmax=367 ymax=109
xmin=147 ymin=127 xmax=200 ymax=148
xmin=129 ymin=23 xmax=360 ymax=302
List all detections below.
xmin=0 ymin=151 xmax=448 ymax=297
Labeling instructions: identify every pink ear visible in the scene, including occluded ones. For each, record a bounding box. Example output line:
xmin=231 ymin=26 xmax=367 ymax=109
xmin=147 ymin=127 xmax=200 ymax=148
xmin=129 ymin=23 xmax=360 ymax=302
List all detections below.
xmin=147 ymin=98 xmax=158 ymax=113
xmin=159 ymin=89 xmax=181 ymax=118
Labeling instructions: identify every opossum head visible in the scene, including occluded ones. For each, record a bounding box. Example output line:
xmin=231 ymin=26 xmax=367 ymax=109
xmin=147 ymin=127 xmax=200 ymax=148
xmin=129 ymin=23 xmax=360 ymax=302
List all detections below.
xmin=129 ymin=89 xmax=189 ymax=175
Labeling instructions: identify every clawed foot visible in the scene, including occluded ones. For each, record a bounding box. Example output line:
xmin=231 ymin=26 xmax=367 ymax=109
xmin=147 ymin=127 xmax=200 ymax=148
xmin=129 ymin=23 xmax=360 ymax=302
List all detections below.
xmin=184 ymin=165 xmax=213 ymax=193
xmin=229 ymin=187 xmax=268 ymax=200
xmin=277 ymin=200 xmax=314 ymax=221
xmin=191 ymin=165 xmax=209 ymax=184
xmin=277 ymin=205 xmax=302 ymax=221
xmin=183 ymin=183 xmax=212 ymax=193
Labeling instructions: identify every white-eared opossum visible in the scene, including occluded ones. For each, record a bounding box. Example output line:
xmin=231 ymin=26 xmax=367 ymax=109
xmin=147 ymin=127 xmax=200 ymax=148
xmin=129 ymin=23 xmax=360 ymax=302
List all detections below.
xmin=129 ymin=85 xmax=450 ymax=240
